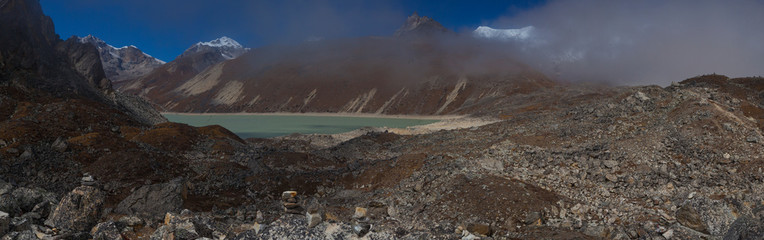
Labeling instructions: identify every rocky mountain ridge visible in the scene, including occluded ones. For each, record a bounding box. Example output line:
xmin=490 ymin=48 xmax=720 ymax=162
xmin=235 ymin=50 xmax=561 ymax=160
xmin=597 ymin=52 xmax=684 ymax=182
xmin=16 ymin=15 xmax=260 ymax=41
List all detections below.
xmin=77 ymin=35 xmax=165 ymax=84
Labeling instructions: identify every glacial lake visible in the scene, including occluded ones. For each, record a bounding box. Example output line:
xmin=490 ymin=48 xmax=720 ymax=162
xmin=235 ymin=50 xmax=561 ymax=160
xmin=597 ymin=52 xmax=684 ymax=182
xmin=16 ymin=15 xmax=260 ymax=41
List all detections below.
xmin=163 ymin=113 xmax=439 ymax=139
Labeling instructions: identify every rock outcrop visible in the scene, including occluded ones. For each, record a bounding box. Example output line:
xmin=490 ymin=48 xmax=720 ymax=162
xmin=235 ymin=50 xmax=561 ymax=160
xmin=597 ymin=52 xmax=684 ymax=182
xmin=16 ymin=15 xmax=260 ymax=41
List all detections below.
xmin=115 ymin=180 xmax=184 ymax=219
xmin=45 ymin=186 xmax=104 ymax=232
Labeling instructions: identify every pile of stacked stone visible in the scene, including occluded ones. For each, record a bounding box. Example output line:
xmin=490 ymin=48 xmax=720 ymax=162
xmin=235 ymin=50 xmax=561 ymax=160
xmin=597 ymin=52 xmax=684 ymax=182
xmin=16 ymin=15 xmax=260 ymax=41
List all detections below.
xmin=281 ymin=191 xmax=303 ymax=214
xmin=81 ymin=173 xmax=95 ymax=186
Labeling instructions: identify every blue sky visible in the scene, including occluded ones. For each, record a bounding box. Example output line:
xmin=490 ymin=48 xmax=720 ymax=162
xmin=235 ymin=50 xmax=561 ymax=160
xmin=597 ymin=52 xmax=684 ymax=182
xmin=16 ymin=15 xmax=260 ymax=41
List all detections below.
xmin=41 ymin=0 xmax=546 ymax=62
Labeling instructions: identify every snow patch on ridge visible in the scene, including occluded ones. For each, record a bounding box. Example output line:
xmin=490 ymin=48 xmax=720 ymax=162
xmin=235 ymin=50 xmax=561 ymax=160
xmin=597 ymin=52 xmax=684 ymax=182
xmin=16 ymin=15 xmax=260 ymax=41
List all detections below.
xmin=473 ymin=26 xmax=534 ymax=41
xmin=197 ymin=36 xmax=244 ymax=49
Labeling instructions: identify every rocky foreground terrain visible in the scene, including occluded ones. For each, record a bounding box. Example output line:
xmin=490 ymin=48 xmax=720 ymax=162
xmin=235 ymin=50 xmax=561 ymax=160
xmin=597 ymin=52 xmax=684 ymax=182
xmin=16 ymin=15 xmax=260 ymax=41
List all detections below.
xmin=2 ymin=74 xmax=763 ymax=240
xmin=2 ymin=0 xmax=764 ymax=239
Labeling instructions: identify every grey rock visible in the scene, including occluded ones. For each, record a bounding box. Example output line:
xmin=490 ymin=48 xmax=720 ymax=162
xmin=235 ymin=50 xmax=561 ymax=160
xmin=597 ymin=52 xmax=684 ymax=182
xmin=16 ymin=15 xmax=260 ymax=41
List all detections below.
xmin=173 ymin=220 xmax=199 ymax=239
xmin=11 ymin=187 xmax=55 ymax=213
xmin=45 ymin=186 xmax=104 ymax=232
xmin=676 ymin=206 xmax=709 ymax=234
xmin=722 ymin=123 xmax=735 ymax=132
xmin=0 ymin=182 xmax=11 ymax=196
xmin=605 ymin=173 xmax=618 ymax=182
xmin=723 ymin=216 xmax=764 ymax=240
xmin=524 ymin=211 xmax=543 ymax=225
xmin=190 ymin=216 xmax=216 ymax=239
xmin=51 ymin=137 xmax=67 ymax=152
xmin=116 ymin=216 xmax=143 ymax=227
xmin=9 ymin=217 xmax=30 ymax=232
xmin=0 ymin=195 xmax=20 ymax=217
xmin=635 ymin=91 xmax=651 ymax=101
xmin=678 ymin=197 xmax=738 ymax=236
xmin=17 ymin=150 xmax=31 ymax=160
xmin=90 ymin=221 xmax=123 ymax=240
xmin=0 ymin=211 xmax=9 ymax=236
xmin=149 ymin=225 xmax=172 ymax=240
xmin=603 ymin=160 xmax=619 ymax=168
xmin=0 ymin=230 xmax=36 ymax=240
xmin=306 ymin=212 xmax=321 ymax=228
xmin=352 ymin=220 xmax=371 ymax=237
xmin=115 ymin=180 xmax=184 ymax=219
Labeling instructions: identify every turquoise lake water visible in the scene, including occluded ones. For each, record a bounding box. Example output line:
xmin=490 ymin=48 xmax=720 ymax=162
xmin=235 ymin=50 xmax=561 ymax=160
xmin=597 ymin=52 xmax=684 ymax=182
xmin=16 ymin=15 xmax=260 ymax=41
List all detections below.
xmin=163 ymin=114 xmax=438 ymax=139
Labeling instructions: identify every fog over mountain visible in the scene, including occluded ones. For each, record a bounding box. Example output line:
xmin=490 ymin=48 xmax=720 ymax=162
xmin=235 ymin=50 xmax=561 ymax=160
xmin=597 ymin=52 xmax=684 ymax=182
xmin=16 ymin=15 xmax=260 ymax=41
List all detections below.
xmin=486 ymin=0 xmax=764 ymax=85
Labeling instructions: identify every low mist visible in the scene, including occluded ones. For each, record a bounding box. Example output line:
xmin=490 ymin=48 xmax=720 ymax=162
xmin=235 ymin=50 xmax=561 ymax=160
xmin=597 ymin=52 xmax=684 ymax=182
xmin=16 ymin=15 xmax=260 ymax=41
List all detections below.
xmin=489 ymin=0 xmax=764 ymax=86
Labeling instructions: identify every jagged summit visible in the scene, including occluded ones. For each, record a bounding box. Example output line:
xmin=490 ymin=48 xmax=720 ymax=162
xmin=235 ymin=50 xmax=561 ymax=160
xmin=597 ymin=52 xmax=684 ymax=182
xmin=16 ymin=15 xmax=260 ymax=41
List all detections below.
xmin=473 ymin=26 xmax=535 ymax=41
xmin=394 ymin=12 xmax=451 ymax=37
xmin=77 ymin=35 xmax=165 ymax=83
xmin=181 ymin=36 xmax=248 ymax=61
xmin=196 ymin=36 xmax=243 ymax=49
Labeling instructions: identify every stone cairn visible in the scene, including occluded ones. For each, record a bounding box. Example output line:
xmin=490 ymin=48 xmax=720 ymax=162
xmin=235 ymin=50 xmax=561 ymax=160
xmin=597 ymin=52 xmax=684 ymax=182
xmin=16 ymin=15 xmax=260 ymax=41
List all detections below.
xmin=352 ymin=207 xmax=371 ymax=237
xmin=81 ymin=173 xmax=96 ymax=186
xmin=281 ymin=191 xmax=303 ymax=214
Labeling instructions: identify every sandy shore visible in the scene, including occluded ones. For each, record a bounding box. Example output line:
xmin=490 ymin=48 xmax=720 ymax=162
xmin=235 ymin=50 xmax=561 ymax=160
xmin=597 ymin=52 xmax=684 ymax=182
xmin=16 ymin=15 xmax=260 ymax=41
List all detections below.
xmin=272 ymin=115 xmax=501 ymax=148
xmin=161 ymin=111 xmax=464 ymax=120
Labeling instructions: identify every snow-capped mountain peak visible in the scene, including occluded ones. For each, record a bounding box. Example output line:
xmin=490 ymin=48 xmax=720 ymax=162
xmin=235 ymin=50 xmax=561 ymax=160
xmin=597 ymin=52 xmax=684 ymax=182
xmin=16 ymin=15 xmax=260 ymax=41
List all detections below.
xmin=183 ymin=36 xmax=249 ymax=61
xmin=77 ymin=35 xmax=165 ymax=82
xmin=473 ymin=26 xmax=535 ymax=41
xmin=196 ymin=36 xmax=244 ymax=49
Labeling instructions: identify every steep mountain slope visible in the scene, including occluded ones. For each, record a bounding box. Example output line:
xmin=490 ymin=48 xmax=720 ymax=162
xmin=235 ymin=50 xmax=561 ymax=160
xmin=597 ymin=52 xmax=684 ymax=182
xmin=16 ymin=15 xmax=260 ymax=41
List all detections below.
xmin=124 ymin=15 xmax=554 ymax=114
xmin=78 ymin=35 xmax=164 ymax=84
xmin=0 ymin=0 xmax=108 ymax=100
xmin=119 ymin=36 xmax=248 ymax=98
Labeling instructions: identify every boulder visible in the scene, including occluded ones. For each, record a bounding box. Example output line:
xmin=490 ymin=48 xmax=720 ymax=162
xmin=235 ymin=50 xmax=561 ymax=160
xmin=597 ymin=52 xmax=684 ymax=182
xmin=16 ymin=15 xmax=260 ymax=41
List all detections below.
xmin=467 ymin=223 xmax=492 ymax=237
xmin=0 ymin=195 xmax=19 ymax=219
xmin=44 ymin=186 xmax=104 ymax=232
xmin=173 ymin=220 xmax=199 ymax=239
xmin=676 ymin=197 xmax=738 ymax=236
xmin=0 ymin=211 xmax=9 ymax=236
xmin=306 ymin=211 xmax=321 ymax=228
xmin=1 ymin=230 xmax=37 ymax=240
xmin=90 ymin=221 xmax=123 ymax=240
xmin=115 ymin=180 xmax=184 ymax=219
xmin=0 ymin=181 xmax=11 ymax=195
xmin=724 ymin=205 xmax=764 ymax=240
xmin=9 ymin=217 xmax=30 ymax=232
xmin=10 ymin=187 xmax=55 ymax=213
xmin=676 ymin=206 xmax=708 ymax=234
xmin=149 ymin=225 xmax=172 ymax=240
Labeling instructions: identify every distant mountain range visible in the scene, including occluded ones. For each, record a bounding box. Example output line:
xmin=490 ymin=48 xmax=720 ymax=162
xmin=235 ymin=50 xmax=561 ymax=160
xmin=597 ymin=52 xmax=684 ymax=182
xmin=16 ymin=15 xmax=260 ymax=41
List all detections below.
xmin=118 ymin=13 xmax=554 ymax=114
xmin=82 ymin=17 xmax=537 ymax=92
